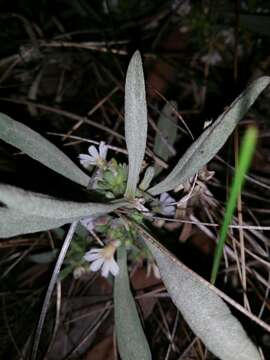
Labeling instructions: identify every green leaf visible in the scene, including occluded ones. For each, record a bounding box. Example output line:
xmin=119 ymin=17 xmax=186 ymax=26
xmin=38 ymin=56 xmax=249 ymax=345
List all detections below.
xmin=114 ymin=246 xmax=152 ymax=360
xmin=124 ymin=51 xmax=148 ymax=198
xmin=0 ymin=113 xmax=90 ymax=187
xmin=211 ymin=127 xmax=258 ymax=284
xmin=0 ymin=184 xmax=127 ymax=219
xmin=143 ymin=232 xmax=260 ymax=360
xmin=139 ymin=166 xmax=155 ymax=191
xmin=149 ymin=76 xmax=270 ymax=195
xmin=0 ymin=207 xmax=74 ymax=238
xmin=153 ymin=101 xmax=178 ymax=175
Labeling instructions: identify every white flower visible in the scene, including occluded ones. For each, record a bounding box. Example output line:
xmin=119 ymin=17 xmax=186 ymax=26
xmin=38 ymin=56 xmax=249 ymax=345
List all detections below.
xmin=159 ymin=192 xmax=176 ymax=217
xmin=84 ymin=240 xmax=120 ymax=277
xmin=79 ymin=142 xmax=108 ymax=169
xmin=80 ymin=216 xmax=95 ymax=232
xmin=201 ymin=51 xmax=222 ymax=65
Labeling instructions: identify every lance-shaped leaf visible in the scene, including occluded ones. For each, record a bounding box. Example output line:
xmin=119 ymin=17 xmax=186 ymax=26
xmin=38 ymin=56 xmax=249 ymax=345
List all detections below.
xmin=114 ymin=246 xmax=152 ymax=360
xmin=142 ymin=232 xmax=260 ymax=360
xmin=0 ymin=113 xmax=90 ymax=187
xmin=124 ymin=51 xmax=148 ymax=198
xmin=0 ymin=207 xmax=74 ymax=238
xmin=0 ymin=184 xmax=127 ymax=219
xmin=149 ymin=76 xmax=270 ymax=195
xmin=139 ymin=166 xmax=155 ymax=191
xmin=154 ymin=101 xmax=178 ymax=175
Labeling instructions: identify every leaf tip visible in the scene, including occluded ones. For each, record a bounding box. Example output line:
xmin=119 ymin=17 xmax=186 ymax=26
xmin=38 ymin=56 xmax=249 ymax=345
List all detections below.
xmin=127 ymin=50 xmax=143 ymax=76
xmin=131 ymin=49 xmax=142 ymax=62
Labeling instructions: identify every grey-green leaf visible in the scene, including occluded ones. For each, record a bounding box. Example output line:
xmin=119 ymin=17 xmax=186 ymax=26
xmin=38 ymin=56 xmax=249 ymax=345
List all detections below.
xmin=143 ymin=234 xmax=260 ymax=360
xmin=0 ymin=207 xmax=74 ymax=238
xmin=114 ymin=246 xmax=152 ymax=360
xmin=154 ymin=101 xmax=178 ymax=175
xmin=139 ymin=166 xmax=155 ymax=191
xmin=0 ymin=113 xmax=90 ymax=187
xmin=124 ymin=51 xmax=148 ymax=198
xmin=149 ymin=76 xmax=270 ymax=195
xmin=0 ymin=184 xmax=127 ymax=219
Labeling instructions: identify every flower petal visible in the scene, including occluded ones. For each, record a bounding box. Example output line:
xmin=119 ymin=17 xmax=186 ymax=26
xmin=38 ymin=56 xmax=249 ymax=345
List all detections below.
xmin=88 ymin=145 xmax=99 ymax=159
xmin=90 ymin=257 xmax=104 ymax=272
xmin=79 ymin=154 xmax=91 ymax=161
xmin=162 ymin=205 xmax=175 ymax=216
xmin=84 ymin=252 xmax=102 ymax=262
xmin=99 ymin=141 xmax=108 ymax=159
xmin=109 ymin=258 xmax=119 ymax=276
xmin=161 ymin=192 xmax=175 ymax=205
xmin=101 ymin=260 xmax=110 ymax=277
xmin=79 ymin=154 xmax=95 ymax=167
xmin=160 ymin=192 xmax=167 ymax=202
xmin=84 ymin=248 xmax=102 ymax=255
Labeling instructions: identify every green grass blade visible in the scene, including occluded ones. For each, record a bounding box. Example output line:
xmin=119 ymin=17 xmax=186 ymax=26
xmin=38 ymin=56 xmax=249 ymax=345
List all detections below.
xmin=211 ymin=127 xmax=258 ymax=284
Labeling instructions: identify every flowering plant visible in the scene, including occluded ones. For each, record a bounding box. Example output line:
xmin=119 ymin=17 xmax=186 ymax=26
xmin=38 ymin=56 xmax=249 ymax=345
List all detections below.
xmin=0 ymin=51 xmax=269 ymax=360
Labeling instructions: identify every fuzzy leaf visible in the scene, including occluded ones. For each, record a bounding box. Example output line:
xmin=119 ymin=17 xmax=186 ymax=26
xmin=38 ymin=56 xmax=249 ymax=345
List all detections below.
xmin=0 ymin=113 xmax=90 ymax=187
xmin=0 ymin=184 xmax=127 ymax=219
xmin=143 ymin=233 xmax=260 ymax=360
xmin=114 ymin=246 xmax=152 ymax=360
xmin=139 ymin=166 xmax=155 ymax=191
xmin=149 ymin=76 xmax=270 ymax=195
xmin=0 ymin=207 xmax=74 ymax=238
xmin=124 ymin=51 xmax=148 ymax=198
xmin=154 ymin=101 xmax=178 ymax=175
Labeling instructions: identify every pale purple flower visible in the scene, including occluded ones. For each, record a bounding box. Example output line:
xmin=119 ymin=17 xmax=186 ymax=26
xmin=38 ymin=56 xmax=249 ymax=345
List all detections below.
xmin=84 ymin=240 xmax=120 ymax=277
xmin=79 ymin=142 xmax=108 ymax=169
xmin=159 ymin=192 xmax=176 ymax=217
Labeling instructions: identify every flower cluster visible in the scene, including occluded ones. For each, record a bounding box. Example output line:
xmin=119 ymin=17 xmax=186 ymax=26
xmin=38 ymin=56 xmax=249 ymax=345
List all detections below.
xmin=77 ymin=143 xmax=205 ymax=279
